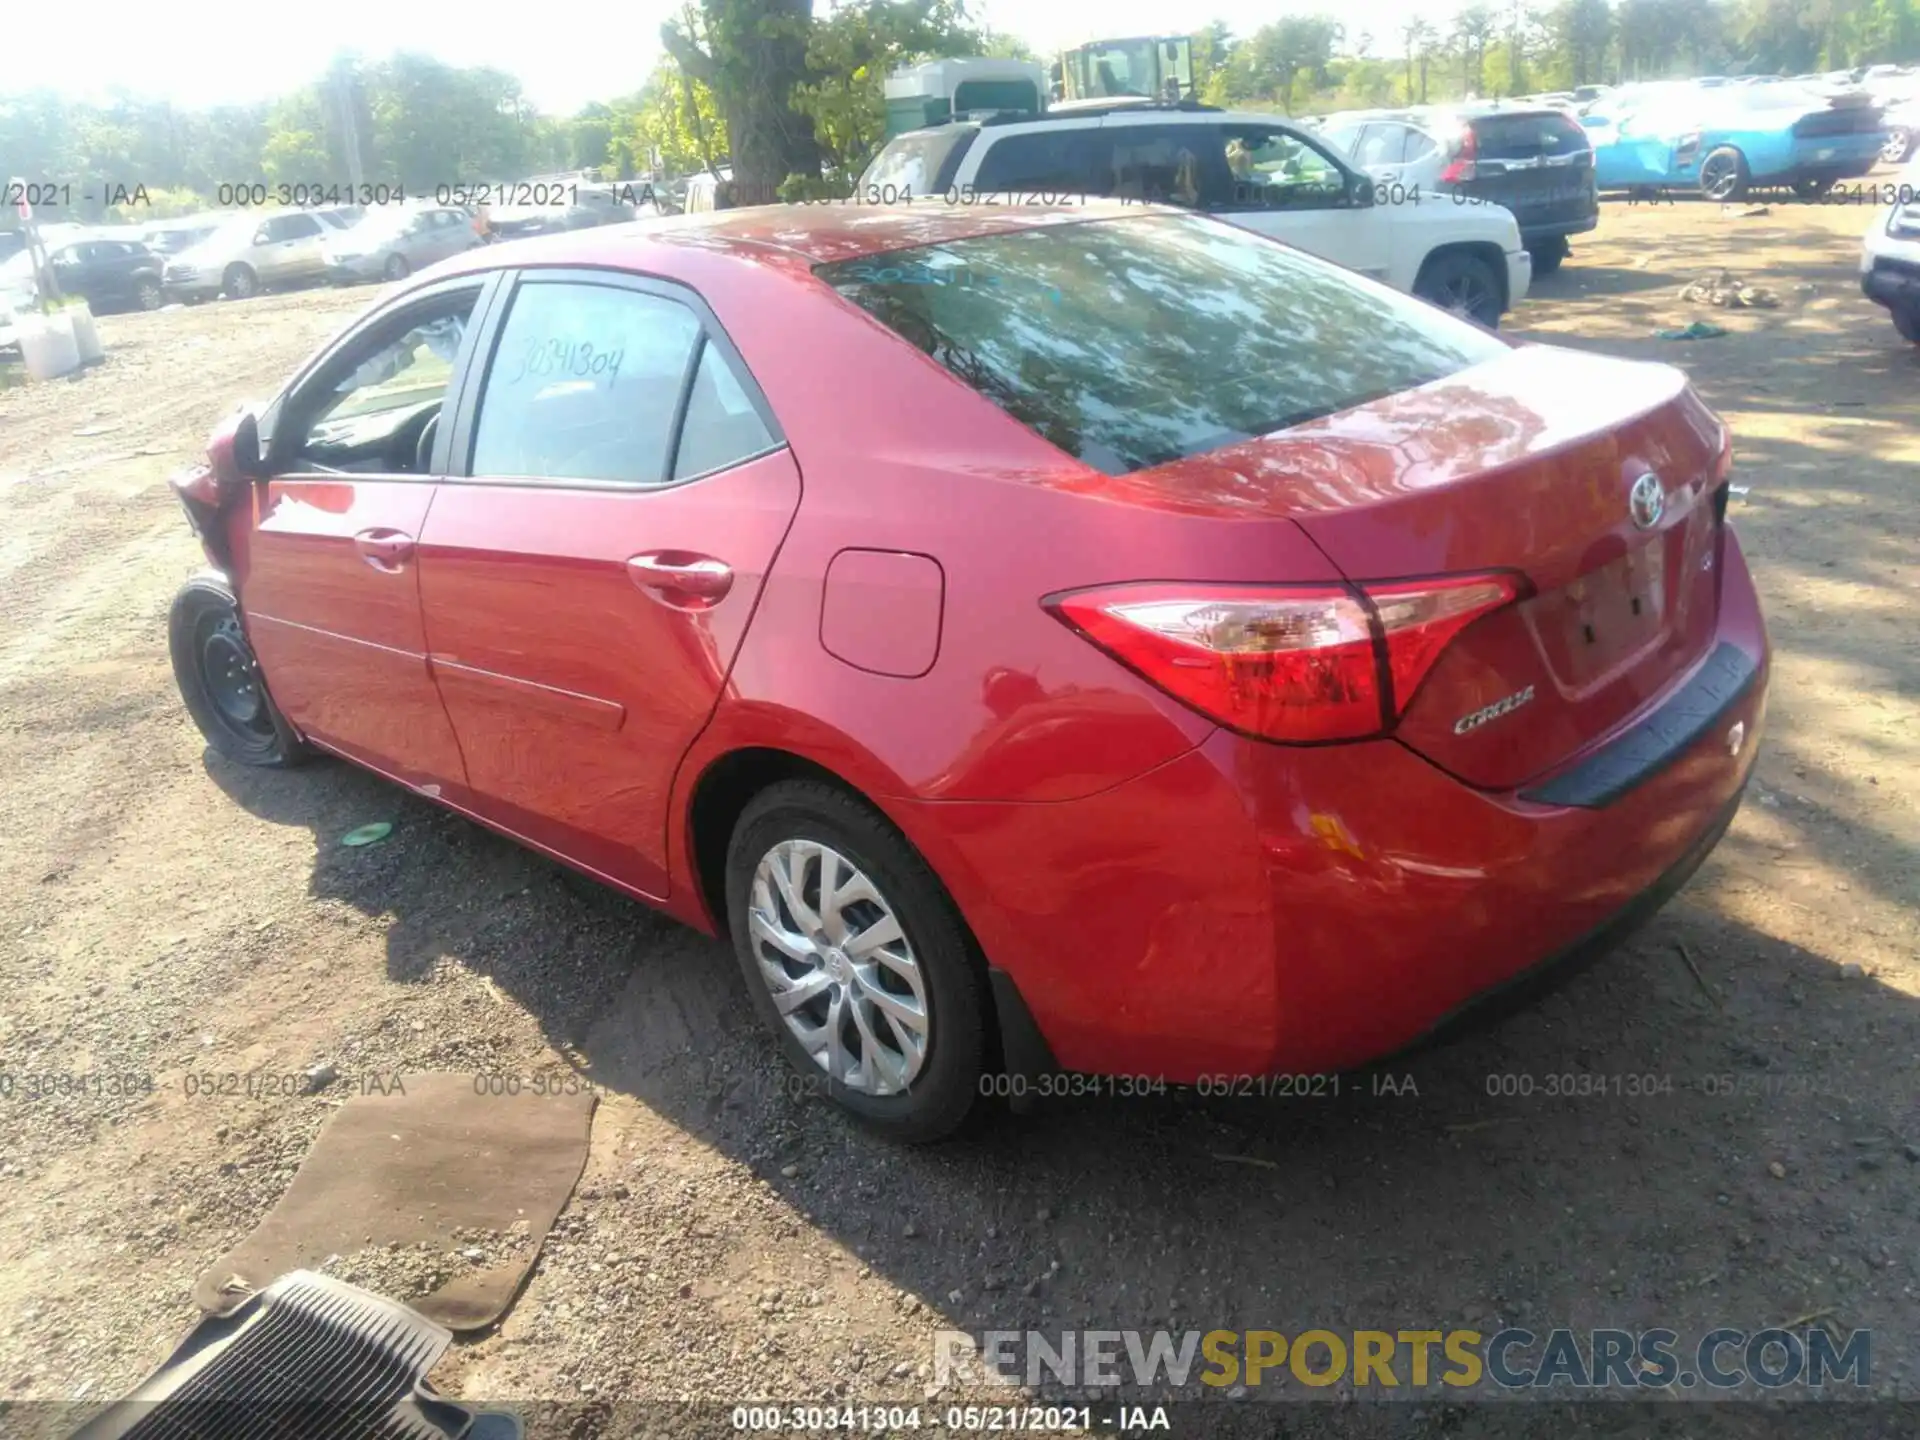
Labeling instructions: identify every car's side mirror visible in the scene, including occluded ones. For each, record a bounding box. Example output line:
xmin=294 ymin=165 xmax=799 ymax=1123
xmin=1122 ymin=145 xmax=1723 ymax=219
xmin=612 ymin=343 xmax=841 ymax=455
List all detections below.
xmin=253 ymin=229 xmax=270 ymax=246
xmin=208 ymin=408 xmax=267 ymax=492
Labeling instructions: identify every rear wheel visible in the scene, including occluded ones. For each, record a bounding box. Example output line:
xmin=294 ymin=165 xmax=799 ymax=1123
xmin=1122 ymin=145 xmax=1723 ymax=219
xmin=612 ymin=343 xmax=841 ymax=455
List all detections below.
xmin=384 ymin=253 xmax=410 ymax=281
xmin=222 ymin=263 xmax=258 ymax=300
xmin=135 ymin=278 xmax=163 ymax=311
xmin=1527 ymin=235 xmax=1569 ymax=276
xmin=1414 ymin=250 xmax=1504 ymax=329
xmin=1882 ymin=128 xmax=1915 ymax=165
xmin=1698 ymin=146 xmax=1749 ymax=201
xmin=1894 ymin=305 xmax=1920 ymax=345
xmin=725 ymin=780 xmax=987 ymax=1143
xmin=169 ymin=576 xmax=308 ymax=767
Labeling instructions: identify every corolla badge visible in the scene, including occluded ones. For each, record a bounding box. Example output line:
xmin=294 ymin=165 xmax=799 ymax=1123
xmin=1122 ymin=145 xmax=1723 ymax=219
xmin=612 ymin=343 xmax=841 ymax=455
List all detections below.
xmin=1629 ymin=472 xmax=1666 ymax=530
xmin=1454 ymin=685 xmax=1536 ymax=736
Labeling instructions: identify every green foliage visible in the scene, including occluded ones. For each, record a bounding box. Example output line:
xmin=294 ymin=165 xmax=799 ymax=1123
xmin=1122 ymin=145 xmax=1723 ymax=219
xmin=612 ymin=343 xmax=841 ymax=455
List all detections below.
xmin=788 ymin=0 xmax=983 ymax=179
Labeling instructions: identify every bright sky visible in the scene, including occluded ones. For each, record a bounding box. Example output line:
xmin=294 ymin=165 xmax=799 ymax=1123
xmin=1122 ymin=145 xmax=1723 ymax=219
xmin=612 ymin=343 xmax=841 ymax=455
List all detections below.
xmin=15 ymin=1 xmax=1442 ymax=114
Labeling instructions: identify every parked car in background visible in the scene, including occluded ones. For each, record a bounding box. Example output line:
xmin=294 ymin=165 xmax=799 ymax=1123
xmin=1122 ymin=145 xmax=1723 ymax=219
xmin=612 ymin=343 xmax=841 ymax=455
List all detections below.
xmin=1320 ymin=102 xmax=1598 ymax=275
xmin=1873 ymin=78 xmax=1920 ymax=162
xmin=322 ymin=204 xmax=485 ymax=283
xmin=139 ymin=215 xmax=224 ymax=257
xmin=683 ymin=168 xmax=733 ymax=213
xmin=1581 ymin=82 xmax=1885 ymax=199
xmin=164 ymin=211 xmax=333 ymax=300
xmin=1861 ymin=154 xmax=1920 ymax=343
xmin=163 ymin=203 xmax=1767 ymax=1142
xmin=859 ymin=105 xmax=1530 ymax=325
xmin=0 ymin=229 xmax=164 ymax=313
xmin=45 ymin=235 xmax=166 ymax=311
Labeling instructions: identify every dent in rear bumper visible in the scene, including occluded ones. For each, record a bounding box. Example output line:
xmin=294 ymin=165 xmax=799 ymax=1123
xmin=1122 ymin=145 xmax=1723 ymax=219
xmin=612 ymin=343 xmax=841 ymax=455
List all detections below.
xmin=911 ymin=528 xmax=1768 ymax=1082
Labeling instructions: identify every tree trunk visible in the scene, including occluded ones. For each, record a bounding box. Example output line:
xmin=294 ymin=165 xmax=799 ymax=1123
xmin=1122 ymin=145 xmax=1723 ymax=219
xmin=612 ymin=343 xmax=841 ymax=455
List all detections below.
xmin=661 ymin=0 xmax=821 ymax=202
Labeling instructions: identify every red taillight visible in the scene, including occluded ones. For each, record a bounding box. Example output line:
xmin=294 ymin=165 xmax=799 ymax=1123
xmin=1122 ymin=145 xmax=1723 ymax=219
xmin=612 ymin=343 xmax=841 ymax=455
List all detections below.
xmin=1047 ymin=574 xmax=1524 ymax=743
xmin=1439 ymin=128 xmax=1479 ymax=183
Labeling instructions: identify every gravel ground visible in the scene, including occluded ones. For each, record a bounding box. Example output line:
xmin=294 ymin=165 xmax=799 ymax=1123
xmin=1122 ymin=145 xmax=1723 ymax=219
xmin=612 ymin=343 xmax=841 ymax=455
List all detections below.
xmin=0 ymin=195 xmax=1917 ymax=1440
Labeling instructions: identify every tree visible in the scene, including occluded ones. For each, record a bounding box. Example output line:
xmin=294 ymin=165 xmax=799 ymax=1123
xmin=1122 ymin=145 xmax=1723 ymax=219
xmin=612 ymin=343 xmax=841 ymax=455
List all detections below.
xmin=787 ymin=0 xmax=979 ymax=182
xmin=1548 ymin=0 xmax=1613 ymax=85
xmin=1454 ymin=5 xmax=1501 ymax=95
xmin=659 ymin=0 xmax=821 ymax=197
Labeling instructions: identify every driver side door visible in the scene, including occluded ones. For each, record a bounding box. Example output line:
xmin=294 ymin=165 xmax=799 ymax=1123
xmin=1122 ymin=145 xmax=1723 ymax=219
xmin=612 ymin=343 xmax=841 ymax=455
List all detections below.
xmin=236 ymin=274 xmax=496 ymax=793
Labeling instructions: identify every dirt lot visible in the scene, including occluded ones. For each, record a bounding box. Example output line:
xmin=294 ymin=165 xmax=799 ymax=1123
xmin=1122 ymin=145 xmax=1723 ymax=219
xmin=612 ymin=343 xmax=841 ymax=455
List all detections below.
xmin=1 ymin=195 xmax=1917 ymax=1440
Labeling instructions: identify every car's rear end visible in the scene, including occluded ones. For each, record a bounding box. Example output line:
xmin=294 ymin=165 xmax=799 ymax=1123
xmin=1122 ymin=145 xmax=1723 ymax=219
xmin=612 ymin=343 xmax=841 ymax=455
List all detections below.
xmin=809 ymin=208 xmax=1766 ymax=1079
xmin=1782 ymin=91 xmax=1888 ymax=182
xmin=1861 ymin=157 xmax=1920 ymax=339
xmin=1438 ymin=106 xmax=1597 ymax=261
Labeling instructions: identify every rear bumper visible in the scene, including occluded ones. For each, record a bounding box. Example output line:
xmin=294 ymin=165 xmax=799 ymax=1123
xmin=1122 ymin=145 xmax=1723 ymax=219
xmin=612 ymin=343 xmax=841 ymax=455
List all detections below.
xmin=1518 ymin=209 xmax=1599 ymax=244
xmin=910 ymin=525 xmax=1768 ymax=1082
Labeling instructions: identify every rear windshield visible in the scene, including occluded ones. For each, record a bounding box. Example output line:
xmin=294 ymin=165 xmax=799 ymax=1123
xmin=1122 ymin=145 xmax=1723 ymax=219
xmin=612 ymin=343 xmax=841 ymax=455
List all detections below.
xmin=813 ymin=211 xmax=1505 ymax=476
xmin=1470 ymin=112 xmax=1591 ymax=158
xmin=859 ymin=129 xmax=979 ymax=196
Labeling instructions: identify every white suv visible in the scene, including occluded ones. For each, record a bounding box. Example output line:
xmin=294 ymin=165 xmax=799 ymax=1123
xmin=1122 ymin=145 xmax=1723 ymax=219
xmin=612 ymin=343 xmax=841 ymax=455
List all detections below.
xmin=859 ymin=104 xmax=1530 ymax=327
xmin=1861 ymin=156 xmax=1920 ymax=343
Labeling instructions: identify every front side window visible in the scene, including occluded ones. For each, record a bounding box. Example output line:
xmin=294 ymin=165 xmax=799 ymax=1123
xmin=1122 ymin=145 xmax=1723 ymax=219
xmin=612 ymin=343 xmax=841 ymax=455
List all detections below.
xmin=815 ymin=212 xmax=1505 ymax=476
xmin=283 ymin=291 xmax=478 ymax=474
xmin=1221 ymin=124 xmax=1352 ymax=208
xmin=468 ymin=282 xmax=704 ymax=486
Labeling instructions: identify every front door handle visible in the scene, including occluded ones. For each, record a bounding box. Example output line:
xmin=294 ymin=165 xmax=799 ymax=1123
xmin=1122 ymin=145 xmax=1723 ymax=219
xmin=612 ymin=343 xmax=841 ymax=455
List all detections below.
xmin=354 ymin=528 xmax=416 ymax=573
xmin=627 ymin=551 xmax=733 ymax=611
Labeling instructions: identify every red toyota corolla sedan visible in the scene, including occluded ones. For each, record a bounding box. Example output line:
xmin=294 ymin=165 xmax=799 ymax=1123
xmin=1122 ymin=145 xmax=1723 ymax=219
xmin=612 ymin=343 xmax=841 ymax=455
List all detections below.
xmin=167 ymin=202 xmax=1768 ymax=1141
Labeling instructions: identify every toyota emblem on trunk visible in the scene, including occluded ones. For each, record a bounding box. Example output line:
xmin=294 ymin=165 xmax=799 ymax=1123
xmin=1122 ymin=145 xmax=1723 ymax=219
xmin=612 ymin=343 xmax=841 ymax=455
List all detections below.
xmin=1629 ymin=473 xmax=1665 ymax=529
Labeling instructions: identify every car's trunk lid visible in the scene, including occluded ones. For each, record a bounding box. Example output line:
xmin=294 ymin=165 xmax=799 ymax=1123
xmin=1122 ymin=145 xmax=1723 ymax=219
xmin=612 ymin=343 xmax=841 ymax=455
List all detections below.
xmin=1132 ymin=345 xmax=1729 ymax=791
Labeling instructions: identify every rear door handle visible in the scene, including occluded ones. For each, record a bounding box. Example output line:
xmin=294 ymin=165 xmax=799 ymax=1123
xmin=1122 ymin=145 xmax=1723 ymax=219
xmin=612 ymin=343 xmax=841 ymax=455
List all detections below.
xmin=627 ymin=551 xmax=733 ymax=610
xmin=354 ymin=528 xmax=416 ymax=572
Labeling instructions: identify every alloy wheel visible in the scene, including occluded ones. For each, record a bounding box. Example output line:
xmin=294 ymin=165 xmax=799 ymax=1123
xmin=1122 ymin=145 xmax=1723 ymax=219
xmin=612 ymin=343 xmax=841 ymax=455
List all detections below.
xmin=746 ymin=839 xmax=931 ymax=1097
xmin=1700 ymin=154 xmax=1741 ymax=200
xmin=1443 ymin=272 xmax=1496 ymax=324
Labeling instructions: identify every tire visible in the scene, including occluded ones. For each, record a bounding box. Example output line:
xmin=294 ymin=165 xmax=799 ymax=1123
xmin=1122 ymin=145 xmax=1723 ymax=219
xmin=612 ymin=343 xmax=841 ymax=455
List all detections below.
xmin=1894 ymin=305 xmax=1920 ymax=345
xmin=1791 ymin=176 xmax=1833 ymax=200
xmin=169 ymin=575 xmax=308 ymax=768
xmin=1698 ymin=146 xmax=1749 ymax=201
xmin=1414 ymin=250 xmax=1504 ymax=329
xmin=1527 ymin=235 xmax=1569 ymax=276
xmin=1882 ymin=128 xmax=1914 ymax=166
xmin=223 ymin=263 xmax=258 ymax=300
xmin=384 ymin=253 xmax=410 ymax=280
xmin=725 ymin=780 xmax=987 ymax=1143
xmin=135 ymin=278 xmax=163 ymax=311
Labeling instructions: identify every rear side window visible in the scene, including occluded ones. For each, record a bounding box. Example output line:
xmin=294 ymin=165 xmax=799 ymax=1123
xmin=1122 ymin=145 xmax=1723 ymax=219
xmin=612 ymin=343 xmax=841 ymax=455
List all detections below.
xmin=972 ymin=132 xmax=1097 ymax=192
xmin=673 ymin=342 xmax=776 ymax=480
xmin=1471 ymin=112 xmax=1591 ymax=159
xmin=470 ymin=282 xmax=702 ymax=486
xmin=860 ymin=128 xmax=978 ymax=195
xmin=815 ymin=212 xmax=1505 ymax=476
xmin=1352 ymin=125 xmax=1404 ymax=167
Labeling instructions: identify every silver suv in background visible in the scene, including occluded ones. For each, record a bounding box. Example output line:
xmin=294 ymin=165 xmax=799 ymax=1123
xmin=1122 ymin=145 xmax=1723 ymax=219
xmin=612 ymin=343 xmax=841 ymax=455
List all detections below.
xmin=163 ymin=211 xmax=334 ymax=301
xmin=322 ymin=204 xmax=484 ymax=283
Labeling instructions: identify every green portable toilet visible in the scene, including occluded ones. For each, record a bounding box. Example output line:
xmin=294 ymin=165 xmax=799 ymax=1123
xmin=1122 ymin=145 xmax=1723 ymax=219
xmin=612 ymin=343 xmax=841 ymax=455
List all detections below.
xmin=884 ymin=58 xmax=1048 ymax=138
